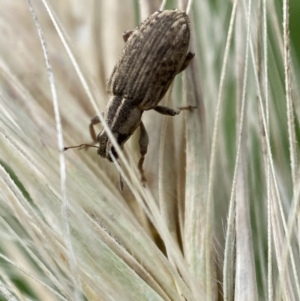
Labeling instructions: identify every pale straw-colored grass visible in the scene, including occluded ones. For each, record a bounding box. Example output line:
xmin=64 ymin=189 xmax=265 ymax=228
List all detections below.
xmin=0 ymin=0 xmax=299 ymax=300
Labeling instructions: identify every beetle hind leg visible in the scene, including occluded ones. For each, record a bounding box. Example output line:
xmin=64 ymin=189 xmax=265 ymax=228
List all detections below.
xmin=153 ymin=106 xmax=180 ymax=116
xmin=138 ymin=121 xmax=149 ymax=184
xmin=177 ymin=105 xmax=197 ymax=111
xmin=154 ymin=105 xmax=196 ymax=116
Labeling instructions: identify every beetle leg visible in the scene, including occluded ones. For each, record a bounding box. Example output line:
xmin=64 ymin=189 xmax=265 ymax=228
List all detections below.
xmin=153 ymin=106 xmax=180 ymax=116
xmin=123 ymin=30 xmax=134 ymax=42
xmin=177 ymin=51 xmax=195 ymax=74
xmin=177 ymin=105 xmax=197 ymax=111
xmin=154 ymin=105 xmax=197 ymax=116
xmin=138 ymin=121 xmax=149 ymax=184
xmin=89 ymin=114 xmax=104 ymax=142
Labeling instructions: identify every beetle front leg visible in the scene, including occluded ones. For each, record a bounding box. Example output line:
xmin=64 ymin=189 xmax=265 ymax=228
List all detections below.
xmin=138 ymin=121 xmax=149 ymax=184
xmin=89 ymin=115 xmax=102 ymax=142
xmin=177 ymin=51 xmax=195 ymax=74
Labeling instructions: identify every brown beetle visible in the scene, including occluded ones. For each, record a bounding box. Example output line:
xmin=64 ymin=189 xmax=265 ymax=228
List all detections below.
xmin=65 ymin=9 xmax=194 ymax=187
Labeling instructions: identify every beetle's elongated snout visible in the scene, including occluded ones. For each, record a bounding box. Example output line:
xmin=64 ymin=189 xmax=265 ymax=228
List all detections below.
xmin=97 ymin=132 xmax=113 ymax=160
xmin=97 ymin=130 xmax=135 ymax=161
xmin=97 ymin=96 xmax=143 ymax=161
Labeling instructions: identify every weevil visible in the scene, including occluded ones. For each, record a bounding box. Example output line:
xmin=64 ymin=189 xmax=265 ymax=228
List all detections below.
xmin=65 ymin=9 xmax=194 ymax=188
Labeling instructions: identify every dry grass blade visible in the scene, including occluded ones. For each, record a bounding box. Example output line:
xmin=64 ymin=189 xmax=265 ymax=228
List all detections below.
xmin=261 ymin=0 xmax=273 ymax=298
xmin=283 ymin=0 xmax=297 ymax=189
xmin=157 ymin=89 xmax=179 ymax=257
xmin=249 ymin=24 xmax=300 ymax=301
xmin=181 ymin=40 xmax=210 ymax=298
xmin=0 ymin=279 xmax=19 ymax=301
xmin=205 ymin=0 xmax=242 ymax=297
xmin=26 ymin=1 xmax=83 ymax=300
xmin=233 ymin=0 xmax=258 ymax=299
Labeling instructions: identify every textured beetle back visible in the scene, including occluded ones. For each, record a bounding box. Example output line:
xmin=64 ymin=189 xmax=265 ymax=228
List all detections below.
xmin=107 ymin=10 xmax=191 ymax=110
